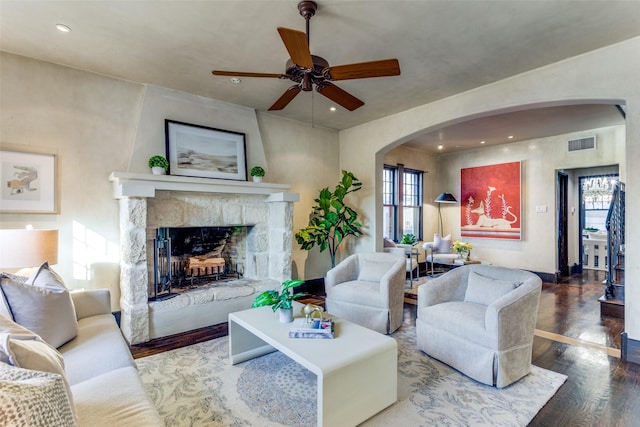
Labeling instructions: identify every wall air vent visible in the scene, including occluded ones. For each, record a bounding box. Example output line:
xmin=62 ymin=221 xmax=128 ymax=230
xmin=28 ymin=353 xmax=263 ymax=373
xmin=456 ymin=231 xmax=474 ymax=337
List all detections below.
xmin=568 ymin=136 xmax=596 ymax=152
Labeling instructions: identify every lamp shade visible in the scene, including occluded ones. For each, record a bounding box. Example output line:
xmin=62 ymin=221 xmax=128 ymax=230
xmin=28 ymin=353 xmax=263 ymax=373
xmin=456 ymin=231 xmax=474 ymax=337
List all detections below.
xmin=0 ymin=229 xmax=58 ymax=269
xmin=434 ymin=192 xmax=458 ymax=204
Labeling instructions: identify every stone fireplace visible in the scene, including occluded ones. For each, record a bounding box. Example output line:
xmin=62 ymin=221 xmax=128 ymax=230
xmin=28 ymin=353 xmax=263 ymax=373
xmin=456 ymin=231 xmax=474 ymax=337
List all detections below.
xmin=110 ymin=172 xmax=299 ymax=344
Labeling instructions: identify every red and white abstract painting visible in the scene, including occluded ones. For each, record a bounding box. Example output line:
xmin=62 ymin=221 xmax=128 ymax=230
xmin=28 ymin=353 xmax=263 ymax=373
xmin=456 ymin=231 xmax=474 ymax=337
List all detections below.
xmin=460 ymin=161 xmax=521 ymax=240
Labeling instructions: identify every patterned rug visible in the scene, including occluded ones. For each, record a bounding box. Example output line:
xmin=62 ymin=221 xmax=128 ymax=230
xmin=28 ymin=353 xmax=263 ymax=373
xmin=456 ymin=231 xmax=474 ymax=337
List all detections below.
xmin=136 ymin=320 xmax=566 ymax=427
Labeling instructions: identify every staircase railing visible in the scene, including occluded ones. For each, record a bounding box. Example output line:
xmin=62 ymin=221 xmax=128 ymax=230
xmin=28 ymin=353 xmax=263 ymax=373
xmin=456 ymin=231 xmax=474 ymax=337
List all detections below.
xmin=605 ymin=182 xmax=625 ymax=299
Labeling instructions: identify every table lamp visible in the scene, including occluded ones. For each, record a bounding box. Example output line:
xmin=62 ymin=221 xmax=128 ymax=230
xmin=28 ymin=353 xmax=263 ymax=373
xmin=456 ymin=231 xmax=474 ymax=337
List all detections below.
xmin=0 ymin=228 xmax=59 ymax=272
xmin=434 ymin=192 xmax=457 ymax=236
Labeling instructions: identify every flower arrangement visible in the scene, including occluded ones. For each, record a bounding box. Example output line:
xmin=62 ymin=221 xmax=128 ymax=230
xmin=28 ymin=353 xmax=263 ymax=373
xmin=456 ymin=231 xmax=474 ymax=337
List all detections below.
xmin=453 ymin=240 xmax=473 ymax=259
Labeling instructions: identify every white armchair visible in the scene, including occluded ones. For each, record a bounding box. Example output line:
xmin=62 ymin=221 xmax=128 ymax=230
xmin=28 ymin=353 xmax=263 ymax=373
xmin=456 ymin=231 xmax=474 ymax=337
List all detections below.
xmin=325 ymin=252 xmax=406 ymax=334
xmin=423 ymin=233 xmax=458 ymax=276
xmin=416 ymin=264 xmax=542 ymax=387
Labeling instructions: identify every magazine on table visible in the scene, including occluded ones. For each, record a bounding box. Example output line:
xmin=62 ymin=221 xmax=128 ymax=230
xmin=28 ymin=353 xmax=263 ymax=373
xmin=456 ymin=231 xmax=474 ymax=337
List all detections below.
xmin=288 ymin=317 xmax=335 ymax=339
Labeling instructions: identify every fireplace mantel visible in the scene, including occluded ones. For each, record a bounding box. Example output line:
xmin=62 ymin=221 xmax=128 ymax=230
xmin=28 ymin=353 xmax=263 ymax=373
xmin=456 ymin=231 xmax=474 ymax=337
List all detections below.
xmin=109 ymin=172 xmax=298 ymax=201
xmin=110 ymin=171 xmax=299 ymax=344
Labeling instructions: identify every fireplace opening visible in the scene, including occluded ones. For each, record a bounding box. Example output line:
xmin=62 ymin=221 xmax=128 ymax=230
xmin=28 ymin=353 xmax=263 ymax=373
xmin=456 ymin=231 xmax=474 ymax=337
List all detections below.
xmin=151 ymin=226 xmax=248 ymax=301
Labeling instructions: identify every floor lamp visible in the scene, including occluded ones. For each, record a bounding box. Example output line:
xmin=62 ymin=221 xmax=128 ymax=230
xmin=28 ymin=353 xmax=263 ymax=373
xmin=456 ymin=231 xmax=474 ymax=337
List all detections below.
xmin=434 ymin=192 xmax=457 ymax=236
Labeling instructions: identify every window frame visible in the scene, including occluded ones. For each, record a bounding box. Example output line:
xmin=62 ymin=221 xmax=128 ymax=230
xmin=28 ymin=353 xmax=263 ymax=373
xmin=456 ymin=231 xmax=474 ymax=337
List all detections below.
xmin=383 ymin=164 xmax=424 ymax=242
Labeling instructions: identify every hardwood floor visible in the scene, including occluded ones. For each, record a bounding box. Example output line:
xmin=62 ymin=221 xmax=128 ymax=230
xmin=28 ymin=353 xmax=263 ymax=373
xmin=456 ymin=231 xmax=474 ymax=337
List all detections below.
xmin=529 ymin=270 xmax=640 ymax=426
xmin=130 ymin=270 xmax=640 ymax=426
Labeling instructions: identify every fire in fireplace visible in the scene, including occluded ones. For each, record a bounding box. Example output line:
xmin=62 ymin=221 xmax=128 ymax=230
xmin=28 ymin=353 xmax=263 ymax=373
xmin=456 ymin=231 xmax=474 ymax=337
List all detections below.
xmin=151 ymin=226 xmax=248 ymax=300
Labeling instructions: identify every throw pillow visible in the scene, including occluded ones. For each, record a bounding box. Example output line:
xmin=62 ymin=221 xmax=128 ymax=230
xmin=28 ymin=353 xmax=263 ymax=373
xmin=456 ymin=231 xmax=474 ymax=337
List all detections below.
xmin=0 ymin=263 xmax=78 ymax=348
xmin=433 ymin=233 xmax=452 ymax=254
xmin=0 ymin=286 xmax=12 ymax=320
xmin=0 ymin=315 xmax=76 ymax=421
xmin=0 ymin=315 xmax=66 ymax=374
xmin=464 ymin=271 xmax=517 ymax=306
xmin=358 ymin=258 xmax=394 ymax=282
xmin=383 ymin=238 xmax=397 ymax=248
xmin=0 ymin=364 xmax=77 ymax=427
xmin=0 ymin=273 xmax=28 ymax=319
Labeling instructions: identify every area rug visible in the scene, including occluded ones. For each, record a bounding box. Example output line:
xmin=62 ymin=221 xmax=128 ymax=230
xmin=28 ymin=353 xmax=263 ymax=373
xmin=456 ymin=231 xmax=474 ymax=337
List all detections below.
xmin=136 ymin=322 xmax=566 ymax=427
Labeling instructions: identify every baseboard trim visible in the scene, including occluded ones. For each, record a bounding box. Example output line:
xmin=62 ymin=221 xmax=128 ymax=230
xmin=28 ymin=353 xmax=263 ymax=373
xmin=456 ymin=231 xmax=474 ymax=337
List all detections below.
xmin=531 ymin=271 xmax=558 ymax=283
xmin=621 ymin=333 xmax=640 ymax=365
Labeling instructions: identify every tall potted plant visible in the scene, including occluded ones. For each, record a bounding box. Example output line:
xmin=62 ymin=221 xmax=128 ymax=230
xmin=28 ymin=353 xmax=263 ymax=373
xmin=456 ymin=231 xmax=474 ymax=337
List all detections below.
xmin=295 ymin=170 xmax=363 ymax=268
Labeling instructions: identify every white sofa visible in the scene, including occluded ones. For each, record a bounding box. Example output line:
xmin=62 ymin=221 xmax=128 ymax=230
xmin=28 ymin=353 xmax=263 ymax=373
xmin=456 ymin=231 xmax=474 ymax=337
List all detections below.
xmin=1 ymin=286 xmax=163 ymax=426
xmin=61 ymin=289 xmax=164 ymax=426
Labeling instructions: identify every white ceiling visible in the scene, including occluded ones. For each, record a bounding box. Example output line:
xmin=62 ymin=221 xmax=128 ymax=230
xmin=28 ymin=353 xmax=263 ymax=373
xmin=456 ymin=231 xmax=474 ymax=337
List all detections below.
xmin=0 ymin=0 xmax=636 ymax=150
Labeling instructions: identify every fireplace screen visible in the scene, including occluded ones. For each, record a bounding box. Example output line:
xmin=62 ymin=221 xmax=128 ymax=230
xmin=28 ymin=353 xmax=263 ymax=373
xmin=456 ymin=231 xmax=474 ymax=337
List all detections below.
xmin=152 ymin=226 xmax=246 ymax=300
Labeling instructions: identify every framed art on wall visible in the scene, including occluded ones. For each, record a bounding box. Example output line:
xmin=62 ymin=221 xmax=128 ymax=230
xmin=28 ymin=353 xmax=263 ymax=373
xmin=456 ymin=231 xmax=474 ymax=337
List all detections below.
xmin=460 ymin=161 xmax=522 ymax=240
xmin=165 ymin=119 xmax=247 ymax=181
xmin=0 ymin=148 xmax=58 ymax=214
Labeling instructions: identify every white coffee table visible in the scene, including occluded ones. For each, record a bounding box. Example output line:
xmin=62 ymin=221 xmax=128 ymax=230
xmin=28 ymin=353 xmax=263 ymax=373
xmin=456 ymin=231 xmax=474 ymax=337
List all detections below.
xmin=228 ymin=304 xmax=397 ymax=427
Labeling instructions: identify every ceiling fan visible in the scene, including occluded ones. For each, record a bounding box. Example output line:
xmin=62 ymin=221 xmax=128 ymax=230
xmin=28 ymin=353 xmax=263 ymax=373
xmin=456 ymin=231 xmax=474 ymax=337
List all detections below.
xmin=212 ymin=1 xmax=401 ymax=112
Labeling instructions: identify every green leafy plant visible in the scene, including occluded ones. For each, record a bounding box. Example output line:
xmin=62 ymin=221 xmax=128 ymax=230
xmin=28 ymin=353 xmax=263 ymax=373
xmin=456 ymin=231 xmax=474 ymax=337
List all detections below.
xmin=148 ymin=155 xmax=169 ymax=171
xmin=250 ymin=166 xmax=265 ymax=177
xmin=251 ymin=279 xmax=305 ymax=312
xmin=400 ymin=233 xmax=417 ymax=245
xmin=295 ymin=170 xmax=363 ymax=268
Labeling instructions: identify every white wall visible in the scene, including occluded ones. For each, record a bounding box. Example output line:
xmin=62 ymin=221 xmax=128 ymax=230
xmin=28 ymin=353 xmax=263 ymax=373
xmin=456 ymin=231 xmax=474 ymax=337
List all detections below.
xmin=437 ymin=125 xmax=624 ymax=273
xmin=256 ymin=113 xmax=340 ymax=278
xmin=0 ymin=52 xmax=340 ymax=294
xmin=339 ymin=36 xmax=640 ymax=340
xmin=0 ymin=53 xmax=143 ymax=297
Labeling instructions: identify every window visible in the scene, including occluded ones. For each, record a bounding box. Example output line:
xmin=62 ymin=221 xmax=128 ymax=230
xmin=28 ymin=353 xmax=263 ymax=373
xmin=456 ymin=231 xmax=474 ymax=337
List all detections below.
xmin=581 ymin=174 xmax=618 ymax=230
xmin=383 ymin=165 xmax=423 ymax=241
xmin=383 ymin=166 xmax=397 ymax=240
xmin=402 ymin=170 xmax=422 ymax=237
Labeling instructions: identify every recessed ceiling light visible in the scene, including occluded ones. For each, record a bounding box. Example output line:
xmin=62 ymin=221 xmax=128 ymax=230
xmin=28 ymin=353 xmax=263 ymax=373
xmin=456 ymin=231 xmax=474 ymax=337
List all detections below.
xmin=437 ymin=145 xmax=444 ymax=150
xmin=329 ymin=106 xmax=336 ymax=112
xmin=56 ymin=24 xmax=71 ymax=33
xmin=507 ymin=135 xmax=514 ymax=139
xmin=480 ymin=141 xmax=486 ymax=144
xmin=230 ymin=77 xmax=241 ymax=84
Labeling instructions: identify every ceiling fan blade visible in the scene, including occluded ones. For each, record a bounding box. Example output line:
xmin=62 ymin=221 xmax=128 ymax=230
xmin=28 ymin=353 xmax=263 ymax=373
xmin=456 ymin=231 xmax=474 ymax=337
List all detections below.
xmin=212 ymin=70 xmax=287 ymax=79
xmin=277 ymin=27 xmax=313 ymax=69
xmin=316 ymin=82 xmax=364 ymax=111
xmin=323 ymin=59 xmax=401 ymax=81
xmin=268 ymin=85 xmax=302 ymax=111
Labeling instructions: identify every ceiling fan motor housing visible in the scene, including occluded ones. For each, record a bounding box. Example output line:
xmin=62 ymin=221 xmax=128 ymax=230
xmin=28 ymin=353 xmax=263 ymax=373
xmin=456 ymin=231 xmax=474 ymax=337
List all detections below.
xmin=286 ymin=55 xmax=329 ymax=91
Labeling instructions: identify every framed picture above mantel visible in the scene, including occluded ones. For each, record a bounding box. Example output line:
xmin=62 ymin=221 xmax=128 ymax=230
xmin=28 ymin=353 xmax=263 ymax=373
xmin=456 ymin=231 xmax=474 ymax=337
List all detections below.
xmin=460 ymin=161 xmax=522 ymax=240
xmin=165 ymin=120 xmax=247 ymax=181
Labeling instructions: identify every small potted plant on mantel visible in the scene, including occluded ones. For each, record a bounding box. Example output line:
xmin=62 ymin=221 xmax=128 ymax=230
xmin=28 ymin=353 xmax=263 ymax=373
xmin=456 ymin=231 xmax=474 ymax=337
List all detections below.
xmin=250 ymin=166 xmax=265 ymax=183
xmin=148 ymin=155 xmax=169 ymax=175
xmin=251 ymin=279 xmax=305 ymax=323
